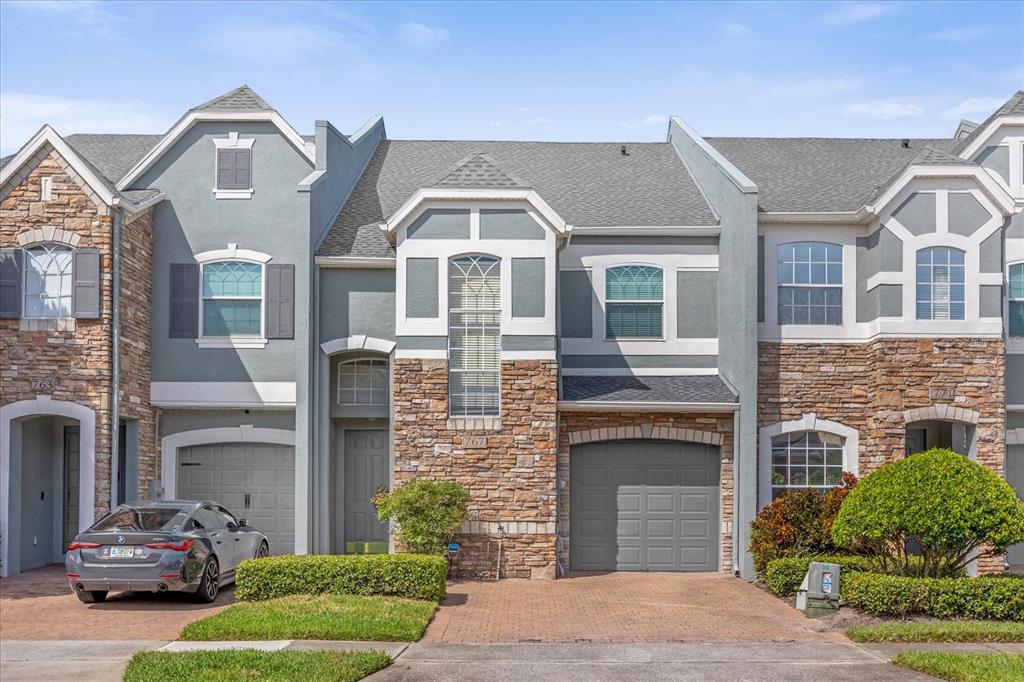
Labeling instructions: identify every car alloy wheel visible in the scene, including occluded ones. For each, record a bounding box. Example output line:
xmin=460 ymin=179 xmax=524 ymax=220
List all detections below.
xmin=204 ymin=560 xmax=219 ymax=600
xmin=256 ymin=542 xmax=269 ymax=559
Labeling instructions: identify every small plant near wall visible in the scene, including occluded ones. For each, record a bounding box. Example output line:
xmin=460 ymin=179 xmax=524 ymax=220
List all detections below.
xmin=374 ymin=479 xmax=470 ymax=555
xmin=749 ymin=473 xmax=857 ymax=576
xmin=832 ymin=449 xmax=1024 ymax=578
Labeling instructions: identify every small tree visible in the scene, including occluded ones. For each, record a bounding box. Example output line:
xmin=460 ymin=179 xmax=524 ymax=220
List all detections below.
xmin=374 ymin=479 xmax=470 ymax=555
xmin=832 ymin=449 xmax=1024 ymax=578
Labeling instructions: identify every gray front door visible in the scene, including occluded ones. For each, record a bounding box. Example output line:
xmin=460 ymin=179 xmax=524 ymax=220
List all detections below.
xmin=571 ymin=439 xmax=720 ymax=572
xmin=178 ymin=442 xmax=295 ymax=555
xmin=344 ymin=430 xmax=389 ymax=553
xmin=1008 ymin=445 xmax=1024 ymax=567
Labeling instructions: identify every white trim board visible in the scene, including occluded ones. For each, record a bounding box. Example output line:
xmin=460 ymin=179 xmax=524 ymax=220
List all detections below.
xmin=150 ymin=382 xmax=297 ymax=408
xmin=320 ymin=335 xmax=396 ymax=356
xmin=558 ymin=400 xmax=738 ymax=413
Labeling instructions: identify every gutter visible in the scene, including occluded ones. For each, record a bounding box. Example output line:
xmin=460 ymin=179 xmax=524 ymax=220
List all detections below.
xmin=109 ymin=208 xmax=122 ymax=510
xmin=557 ymin=400 xmax=739 ymax=413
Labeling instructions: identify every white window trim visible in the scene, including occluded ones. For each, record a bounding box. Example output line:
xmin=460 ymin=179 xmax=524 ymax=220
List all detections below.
xmin=195 ymin=247 xmax=271 ymax=349
xmin=758 ymin=413 xmax=859 ymax=508
xmin=40 ymin=176 xmax=53 ymax=202
xmin=448 ymin=254 xmax=502 ymax=418
xmin=212 ymin=132 xmax=255 ymax=199
xmin=22 ymin=242 xmax=74 ymax=320
xmin=775 ymin=241 xmax=844 ymax=327
xmin=602 ymin=263 xmax=666 ymax=341
xmin=1009 ymin=260 xmax=1024 ymax=342
xmin=915 ymin=245 xmax=966 ymax=321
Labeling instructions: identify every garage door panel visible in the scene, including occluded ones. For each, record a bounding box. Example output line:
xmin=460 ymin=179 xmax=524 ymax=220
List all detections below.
xmin=571 ymin=439 xmax=719 ymax=572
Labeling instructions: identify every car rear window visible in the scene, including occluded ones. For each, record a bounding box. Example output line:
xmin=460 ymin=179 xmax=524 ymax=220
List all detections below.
xmin=90 ymin=507 xmax=190 ymax=532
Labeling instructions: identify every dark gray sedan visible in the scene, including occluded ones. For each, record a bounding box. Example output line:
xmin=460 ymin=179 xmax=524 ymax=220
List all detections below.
xmin=65 ymin=500 xmax=269 ymax=604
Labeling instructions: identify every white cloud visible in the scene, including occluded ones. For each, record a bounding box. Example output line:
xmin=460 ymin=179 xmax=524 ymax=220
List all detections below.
xmin=925 ymin=27 xmax=989 ymax=42
xmin=528 ymin=116 xmax=552 ymax=125
xmin=202 ymin=23 xmax=341 ymax=62
xmin=0 ymin=93 xmax=168 ymax=155
xmin=946 ymin=96 xmax=1005 ymax=117
xmin=764 ymin=77 xmax=863 ymax=98
xmin=845 ymin=102 xmax=924 ymax=119
xmin=488 ymin=120 xmax=504 ymax=127
xmin=3 ymin=0 xmax=99 ymax=16
xmin=4 ymin=0 xmax=124 ymax=39
xmin=519 ymin=106 xmax=532 ymax=113
xmin=396 ymin=22 xmax=449 ymax=48
xmin=643 ymin=115 xmax=669 ymax=125
xmin=721 ymin=21 xmax=752 ymax=36
xmin=821 ymin=3 xmax=891 ymax=25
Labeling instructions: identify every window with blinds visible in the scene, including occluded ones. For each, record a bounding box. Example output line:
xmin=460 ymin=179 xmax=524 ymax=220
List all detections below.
xmin=916 ymin=247 xmax=965 ymax=321
xmin=1010 ymin=262 xmax=1024 ymax=337
xmin=449 ymin=255 xmax=501 ymax=417
xmin=202 ymin=260 xmax=262 ymax=336
xmin=605 ymin=265 xmax=663 ymax=339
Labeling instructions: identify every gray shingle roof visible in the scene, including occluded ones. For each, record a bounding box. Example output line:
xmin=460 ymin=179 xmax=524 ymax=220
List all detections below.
xmin=64 ymin=134 xmax=162 ymax=186
xmin=433 ymin=153 xmax=524 ymax=188
xmin=952 ymin=90 xmax=1024 ymax=154
xmin=317 ymin=139 xmax=719 ymax=257
xmin=561 ymin=375 xmax=737 ymax=403
xmin=191 ymin=85 xmax=272 ymax=112
xmin=706 ymin=137 xmax=960 ymax=213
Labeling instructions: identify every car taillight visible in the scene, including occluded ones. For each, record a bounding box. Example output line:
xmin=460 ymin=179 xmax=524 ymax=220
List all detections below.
xmin=66 ymin=573 xmax=80 ymax=579
xmin=145 ymin=539 xmax=193 ymax=551
xmin=67 ymin=542 xmax=100 ymax=551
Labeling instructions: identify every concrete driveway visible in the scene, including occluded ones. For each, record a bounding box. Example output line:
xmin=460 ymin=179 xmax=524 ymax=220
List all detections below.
xmin=0 ymin=564 xmax=233 ymax=640
xmin=425 ymin=572 xmax=844 ymax=643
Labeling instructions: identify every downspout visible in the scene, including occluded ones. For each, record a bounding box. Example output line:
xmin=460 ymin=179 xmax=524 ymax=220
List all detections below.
xmin=109 ymin=207 xmax=123 ymax=511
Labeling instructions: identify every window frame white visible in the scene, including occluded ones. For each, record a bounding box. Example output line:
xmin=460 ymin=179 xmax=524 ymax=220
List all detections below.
xmin=758 ymin=414 xmax=859 ymax=508
xmin=447 ymin=253 xmax=502 ymax=418
xmin=1009 ymin=261 xmax=1024 ymax=338
xmin=212 ymin=132 xmax=255 ymax=200
xmin=22 ymin=242 xmax=74 ymax=320
xmin=193 ymin=246 xmax=272 ymax=349
xmin=775 ymin=241 xmax=843 ymax=326
xmin=602 ymin=263 xmax=666 ymax=341
xmin=915 ymin=245 xmax=966 ymax=321
xmin=336 ymin=357 xmax=390 ymax=406
xmin=40 ymin=176 xmax=53 ymax=202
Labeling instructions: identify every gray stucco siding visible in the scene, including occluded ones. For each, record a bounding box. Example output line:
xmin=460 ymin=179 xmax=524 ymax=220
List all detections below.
xmin=512 ymin=258 xmax=545 ymax=317
xmin=395 ymin=336 xmax=447 ymax=350
xmin=948 ymin=192 xmax=992 ymax=237
xmin=879 ymin=284 xmax=902 ymax=317
xmin=980 ymin=229 xmax=1003 ymax=273
xmin=677 ymin=270 xmax=718 ymax=338
xmin=405 ymin=258 xmax=439 ymax=318
xmin=159 ymin=409 xmax=296 ymax=438
xmin=976 ymin=145 xmax=1010 ymax=185
xmin=559 ymin=270 xmax=594 ymax=338
xmin=480 ymin=209 xmax=545 ymax=240
xmin=501 ymin=335 xmax=555 ymax=351
xmin=1009 ymin=355 xmax=1024 ymax=407
xmin=318 ymin=268 xmax=396 ymax=343
xmin=406 ymin=209 xmax=471 ymax=239
xmin=757 ymin=236 xmax=765 ymax=323
xmin=879 ymin=228 xmax=903 ymax=271
xmin=560 ymin=354 xmax=718 ymax=369
xmin=1008 ymin=211 xmax=1024 ymax=239
xmin=892 ymin=192 xmax=936 ymax=235
xmin=980 ymin=285 xmax=1003 ymax=317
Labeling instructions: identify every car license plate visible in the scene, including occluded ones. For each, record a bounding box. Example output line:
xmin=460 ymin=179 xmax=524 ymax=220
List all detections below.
xmin=109 ymin=547 xmax=134 ymax=558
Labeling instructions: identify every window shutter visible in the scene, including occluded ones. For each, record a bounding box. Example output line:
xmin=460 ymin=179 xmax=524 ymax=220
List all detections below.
xmin=265 ymin=264 xmax=294 ymax=339
xmin=71 ymin=248 xmax=101 ymax=318
xmin=0 ymin=247 xmax=23 ymax=318
xmin=169 ymin=263 xmax=199 ymax=338
xmin=234 ymin=149 xmax=251 ymax=189
xmin=216 ymin=149 xmax=236 ymax=190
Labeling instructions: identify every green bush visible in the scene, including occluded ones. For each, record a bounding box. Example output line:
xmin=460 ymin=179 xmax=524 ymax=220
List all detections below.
xmin=749 ymin=474 xmax=857 ymax=576
xmin=374 ymin=479 xmax=470 ymax=555
xmin=842 ymin=572 xmax=1024 ymax=621
xmin=762 ymin=554 xmax=873 ymax=596
xmin=832 ymin=449 xmax=1024 ymax=578
xmin=234 ymin=554 xmax=448 ymax=602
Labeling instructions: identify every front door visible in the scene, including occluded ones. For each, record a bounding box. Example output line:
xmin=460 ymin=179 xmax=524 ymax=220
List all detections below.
xmin=63 ymin=426 xmax=80 ymax=549
xmin=905 ymin=428 xmax=927 ymax=456
xmin=344 ymin=430 xmax=389 ymax=554
xmin=1008 ymin=445 xmax=1024 ymax=567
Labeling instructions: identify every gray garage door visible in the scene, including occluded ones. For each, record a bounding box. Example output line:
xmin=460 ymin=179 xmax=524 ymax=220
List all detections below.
xmin=178 ymin=442 xmax=295 ymax=555
xmin=1008 ymin=444 xmax=1024 ymax=567
xmin=570 ymin=439 xmax=720 ymax=572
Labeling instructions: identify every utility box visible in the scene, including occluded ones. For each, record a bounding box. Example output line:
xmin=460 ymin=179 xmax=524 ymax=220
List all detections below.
xmin=796 ymin=561 xmax=841 ymax=618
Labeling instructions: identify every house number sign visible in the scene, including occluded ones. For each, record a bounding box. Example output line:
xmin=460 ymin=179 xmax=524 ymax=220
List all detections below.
xmin=463 ymin=436 xmax=488 ymax=449
xmin=928 ymin=387 xmax=954 ymax=401
xmin=30 ymin=377 xmax=59 ymax=392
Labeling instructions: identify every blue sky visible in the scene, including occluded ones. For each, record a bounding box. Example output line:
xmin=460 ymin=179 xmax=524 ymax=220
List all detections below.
xmin=1 ymin=0 xmax=1022 ymax=154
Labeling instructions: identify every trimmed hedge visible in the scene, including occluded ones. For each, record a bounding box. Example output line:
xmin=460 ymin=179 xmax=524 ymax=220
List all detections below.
xmin=841 ymin=572 xmax=1024 ymax=621
xmin=235 ymin=554 xmax=447 ymax=602
xmin=762 ymin=555 xmax=873 ymax=596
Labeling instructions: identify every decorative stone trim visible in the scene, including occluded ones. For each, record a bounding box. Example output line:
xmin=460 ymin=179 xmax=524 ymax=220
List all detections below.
xmin=446 ymin=416 xmax=503 ymax=431
xmin=20 ymin=318 xmax=75 ymax=332
xmin=15 ymin=226 xmax=83 ymax=247
xmin=460 ymin=520 xmax=556 ymax=535
xmin=566 ymin=423 xmax=723 ymax=446
xmin=903 ymin=404 xmax=981 ymax=425
xmin=320 ymin=334 xmax=396 ymax=356
xmin=1008 ymin=429 xmax=1024 ymax=446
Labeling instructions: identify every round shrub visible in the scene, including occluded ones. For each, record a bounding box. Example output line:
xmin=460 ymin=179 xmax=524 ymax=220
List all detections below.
xmin=832 ymin=449 xmax=1024 ymax=578
xmin=373 ymin=479 xmax=469 ymax=555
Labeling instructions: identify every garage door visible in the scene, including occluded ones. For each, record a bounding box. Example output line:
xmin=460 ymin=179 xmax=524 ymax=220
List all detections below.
xmin=178 ymin=442 xmax=295 ymax=555
xmin=570 ymin=439 xmax=720 ymax=572
xmin=1008 ymin=444 xmax=1024 ymax=567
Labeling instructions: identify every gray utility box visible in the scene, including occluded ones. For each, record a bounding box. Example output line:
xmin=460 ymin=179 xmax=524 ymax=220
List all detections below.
xmin=796 ymin=561 xmax=841 ymax=618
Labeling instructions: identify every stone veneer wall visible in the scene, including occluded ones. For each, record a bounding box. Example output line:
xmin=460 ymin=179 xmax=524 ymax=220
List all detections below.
xmin=392 ymin=358 xmax=559 ymax=578
xmin=758 ymin=338 xmax=1005 ymax=572
xmin=557 ymin=412 xmax=735 ymax=574
xmin=1 ymin=146 xmax=157 ymax=518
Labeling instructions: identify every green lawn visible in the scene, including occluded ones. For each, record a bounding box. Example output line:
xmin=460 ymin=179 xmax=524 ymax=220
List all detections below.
xmin=123 ymin=650 xmax=390 ymax=682
xmin=179 ymin=594 xmax=437 ymax=642
xmin=892 ymin=652 xmax=1024 ymax=682
xmin=847 ymin=621 xmax=1024 ymax=643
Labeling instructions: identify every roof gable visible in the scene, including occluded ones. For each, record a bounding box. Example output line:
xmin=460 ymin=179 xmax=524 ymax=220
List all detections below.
xmin=432 ymin=153 xmax=525 ymax=188
xmin=191 ymin=85 xmax=272 ymax=112
xmin=953 ymin=90 xmax=1024 ymax=156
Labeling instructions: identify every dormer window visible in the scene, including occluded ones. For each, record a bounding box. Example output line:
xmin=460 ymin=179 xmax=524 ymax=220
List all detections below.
xmin=213 ymin=132 xmax=254 ymax=199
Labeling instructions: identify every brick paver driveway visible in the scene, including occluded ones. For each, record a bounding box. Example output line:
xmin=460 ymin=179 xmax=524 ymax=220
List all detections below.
xmin=425 ymin=573 xmax=842 ymax=643
xmin=0 ymin=565 xmax=233 ymax=640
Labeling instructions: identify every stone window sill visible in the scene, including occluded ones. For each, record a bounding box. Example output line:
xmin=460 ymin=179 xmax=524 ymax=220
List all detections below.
xmin=213 ymin=188 xmax=254 ymax=200
xmin=447 ymin=417 xmax=503 ymax=431
xmin=196 ymin=336 xmax=268 ymax=349
xmin=20 ymin=318 xmax=75 ymax=332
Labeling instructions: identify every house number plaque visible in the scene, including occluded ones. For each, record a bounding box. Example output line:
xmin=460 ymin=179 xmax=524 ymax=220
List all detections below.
xmin=464 ymin=436 xmax=488 ymax=449
xmin=928 ymin=387 xmax=954 ymax=401
xmin=30 ymin=377 xmax=58 ymax=392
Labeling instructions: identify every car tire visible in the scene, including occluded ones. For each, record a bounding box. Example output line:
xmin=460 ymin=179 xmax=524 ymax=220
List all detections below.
xmin=255 ymin=541 xmax=269 ymax=559
xmin=76 ymin=589 xmax=107 ymax=604
xmin=195 ymin=557 xmax=220 ymax=603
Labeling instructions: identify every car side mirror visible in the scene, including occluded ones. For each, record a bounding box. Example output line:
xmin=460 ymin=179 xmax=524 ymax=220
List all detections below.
xmin=226 ymin=521 xmax=239 ymax=531
xmin=238 ymin=518 xmax=247 ymax=528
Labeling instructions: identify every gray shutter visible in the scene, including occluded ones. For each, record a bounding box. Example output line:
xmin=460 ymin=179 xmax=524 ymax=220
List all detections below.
xmin=234 ymin=149 xmax=251 ymax=189
xmin=169 ymin=263 xmax=199 ymax=338
xmin=72 ymin=248 xmax=101 ymax=318
xmin=216 ymin=149 xmax=236 ymax=190
xmin=0 ymin=248 xmax=23 ymax=318
xmin=265 ymin=264 xmax=294 ymax=339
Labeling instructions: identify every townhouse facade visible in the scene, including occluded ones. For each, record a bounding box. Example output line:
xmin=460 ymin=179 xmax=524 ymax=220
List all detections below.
xmin=1 ymin=86 xmax=1021 ymax=579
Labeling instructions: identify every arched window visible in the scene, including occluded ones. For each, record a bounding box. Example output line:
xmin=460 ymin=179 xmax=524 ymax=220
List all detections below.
xmin=776 ymin=242 xmax=842 ymax=325
xmin=1009 ymin=262 xmax=1024 ymax=337
xmin=337 ymin=358 xmax=389 ymax=405
xmin=916 ymin=247 xmax=965 ymax=320
xmin=605 ymin=265 xmax=664 ymax=338
xmin=448 ymin=255 xmax=501 ymax=417
xmin=201 ymin=260 xmax=262 ymax=337
xmin=769 ymin=431 xmax=845 ymax=499
xmin=24 ymin=243 xmax=73 ymax=319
